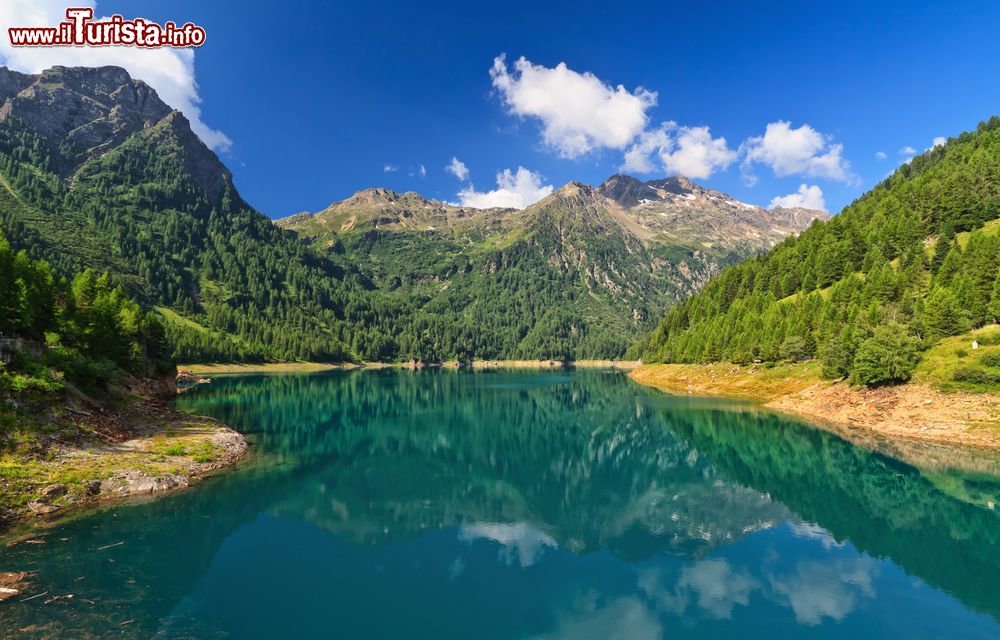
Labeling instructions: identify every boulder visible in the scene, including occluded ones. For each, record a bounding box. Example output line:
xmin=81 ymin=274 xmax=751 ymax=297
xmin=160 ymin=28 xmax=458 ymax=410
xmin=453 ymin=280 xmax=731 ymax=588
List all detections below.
xmin=100 ymin=471 xmax=189 ymax=497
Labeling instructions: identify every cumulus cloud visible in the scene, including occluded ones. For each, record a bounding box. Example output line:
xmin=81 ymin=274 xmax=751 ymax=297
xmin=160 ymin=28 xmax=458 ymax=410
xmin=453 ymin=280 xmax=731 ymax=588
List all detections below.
xmin=457 ymin=166 xmax=553 ymax=209
xmin=0 ymin=0 xmax=230 ymax=151
xmin=927 ymin=136 xmax=946 ymax=150
xmin=899 ymin=145 xmax=917 ymax=155
xmin=623 ymin=123 xmax=736 ymax=179
xmin=768 ymin=184 xmax=826 ymax=211
xmin=446 ymin=156 xmax=470 ymax=181
xmin=490 ymin=54 xmax=655 ymax=158
xmin=663 ymin=125 xmax=736 ymax=179
xmin=741 ymin=121 xmax=853 ymax=184
xmin=875 ymin=151 xmax=887 ymax=161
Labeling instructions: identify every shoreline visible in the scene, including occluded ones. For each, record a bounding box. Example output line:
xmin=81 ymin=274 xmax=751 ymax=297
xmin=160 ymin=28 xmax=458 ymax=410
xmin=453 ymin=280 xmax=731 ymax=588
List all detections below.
xmin=0 ymin=392 xmax=248 ymax=531
xmin=180 ymin=359 xmax=641 ymax=375
xmin=629 ymin=362 xmax=1000 ymax=474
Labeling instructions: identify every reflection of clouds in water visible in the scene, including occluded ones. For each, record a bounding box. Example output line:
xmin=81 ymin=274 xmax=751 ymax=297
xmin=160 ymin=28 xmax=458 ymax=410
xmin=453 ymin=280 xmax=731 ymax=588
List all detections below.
xmin=458 ymin=522 xmax=557 ymax=567
xmin=639 ymin=559 xmax=758 ymax=619
xmin=636 ymin=551 xmax=877 ymax=627
xmin=788 ymin=521 xmax=845 ymax=549
xmin=766 ymin=557 xmax=876 ymax=626
xmin=534 ymin=595 xmax=661 ymax=640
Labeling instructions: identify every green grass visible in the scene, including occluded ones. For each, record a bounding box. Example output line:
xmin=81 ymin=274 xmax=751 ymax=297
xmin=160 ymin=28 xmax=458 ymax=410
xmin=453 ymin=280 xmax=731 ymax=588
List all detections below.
xmin=956 ymin=218 xmax=1000 ymax=249
xmin=154 ymin=306 xmax=212 ymax=333
xmin=913 ymin=324 xmax=1000 ymax=392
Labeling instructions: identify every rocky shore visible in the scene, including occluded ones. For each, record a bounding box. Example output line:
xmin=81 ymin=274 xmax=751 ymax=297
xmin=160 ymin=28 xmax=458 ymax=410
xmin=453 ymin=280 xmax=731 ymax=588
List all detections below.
xmin=0 ymin=376 xmax=248 ymax=528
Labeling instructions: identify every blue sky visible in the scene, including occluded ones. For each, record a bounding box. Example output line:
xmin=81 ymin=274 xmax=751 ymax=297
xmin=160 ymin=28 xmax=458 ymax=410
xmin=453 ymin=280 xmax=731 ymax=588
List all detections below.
xmin=5 ymin=1 xmax=1000 ymax=217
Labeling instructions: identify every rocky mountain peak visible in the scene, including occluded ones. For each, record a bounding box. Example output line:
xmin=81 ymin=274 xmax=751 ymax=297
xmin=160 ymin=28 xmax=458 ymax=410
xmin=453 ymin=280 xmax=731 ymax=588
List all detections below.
xmin=0 ymin=65 xmax=176 ymax=175
xmin=0 ymin=67 xmax=33 ymax=102
xmin=345 ymin=187 xmax=403 ymax=205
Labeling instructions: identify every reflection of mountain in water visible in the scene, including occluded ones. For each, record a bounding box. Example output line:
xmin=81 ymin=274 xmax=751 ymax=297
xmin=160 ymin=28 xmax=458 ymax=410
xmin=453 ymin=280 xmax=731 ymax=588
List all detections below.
xmin=188 ymin=369 xmax=787 ymax=559
xmin=1 ymin=369 xmax=998 ymax=637
xmin=663 ymin=403 xmax=1000 ymax=621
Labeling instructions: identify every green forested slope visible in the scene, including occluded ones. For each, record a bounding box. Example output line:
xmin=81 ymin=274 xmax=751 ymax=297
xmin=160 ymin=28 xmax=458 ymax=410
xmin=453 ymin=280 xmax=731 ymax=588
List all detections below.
xmin=0 ymin=65 xmax=816 ymax=363
xmin=0 ymin=229 xmax=168 ymax=391
xmin=636 ymin=116 xmax=1000 ymax=385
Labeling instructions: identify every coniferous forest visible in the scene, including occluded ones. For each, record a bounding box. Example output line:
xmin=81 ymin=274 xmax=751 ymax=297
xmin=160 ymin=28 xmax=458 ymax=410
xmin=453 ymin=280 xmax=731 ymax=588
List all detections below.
xmin=1 ymin=67 xmax=999 ymax=375
xmin=635 ymin=117 xmax=1000 ymax=385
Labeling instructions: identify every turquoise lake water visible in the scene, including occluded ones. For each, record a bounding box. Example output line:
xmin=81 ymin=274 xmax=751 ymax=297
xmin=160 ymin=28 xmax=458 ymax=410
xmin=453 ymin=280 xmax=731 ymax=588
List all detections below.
xmin=1 ymin=369 xmax=999 ymax=638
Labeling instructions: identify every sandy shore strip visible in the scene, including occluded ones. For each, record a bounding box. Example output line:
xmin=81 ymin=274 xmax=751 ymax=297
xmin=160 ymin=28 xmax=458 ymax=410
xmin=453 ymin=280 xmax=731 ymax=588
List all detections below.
xmin=629 ymin=362 xmax=1000 ymax=473
xmin=181 ymin=360 xmax=640 ymax=375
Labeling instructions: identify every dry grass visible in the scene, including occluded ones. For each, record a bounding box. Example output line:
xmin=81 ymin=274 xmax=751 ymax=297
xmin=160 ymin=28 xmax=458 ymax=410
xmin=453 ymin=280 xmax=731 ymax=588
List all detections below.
xmin=629 ymin=360 xmax=823 ymax=401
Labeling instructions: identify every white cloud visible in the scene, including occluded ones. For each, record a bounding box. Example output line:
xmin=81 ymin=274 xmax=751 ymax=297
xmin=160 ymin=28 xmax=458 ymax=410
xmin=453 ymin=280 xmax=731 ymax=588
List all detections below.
xmin=621 ymin=126 xmax=670 ymax=173
xmin=383 ymin=164 xmax=399 ymax=173
xmin=445 ymin=156 xmax=470 ymax=181
xmin=457 ymin=166 xmax=553 ymax=209
xmin=768 ymin=184 xmax=826 ymax=211
xmin=875 ymin=151 xmax=887 ymax=161
xmin=741 ymin=121 xmax=853 ymax=183
xmin=622 ymin=123 xmax=736 ymax=179
xmin=490 ymin=54 xmax=655 ymax=158
xmin=419 ymin=164 xmax=427 ymax=178
xmin=927 ymin=136 xmax=946 ymax=150
xmin=899 ymin=145 xmax=917 ymax=155
xmin=0 ymin=0 xmax=230 ymax=151
xmin=662 ymin=125 xmax=736 ymax=179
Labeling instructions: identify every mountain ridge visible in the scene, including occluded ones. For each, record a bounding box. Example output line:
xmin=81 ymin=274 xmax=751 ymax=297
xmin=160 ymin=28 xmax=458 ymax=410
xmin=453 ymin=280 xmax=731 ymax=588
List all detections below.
xmin=279 ymin=173 xmax=827 ymax=252
xmin=0 ymin=64 xmax=824 ymax=362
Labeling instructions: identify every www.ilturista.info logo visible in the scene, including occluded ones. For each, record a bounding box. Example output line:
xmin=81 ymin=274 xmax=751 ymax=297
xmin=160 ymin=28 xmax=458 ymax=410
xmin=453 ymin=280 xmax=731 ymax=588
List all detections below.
xmin=8 ymin=8 xmax=206 ymax=48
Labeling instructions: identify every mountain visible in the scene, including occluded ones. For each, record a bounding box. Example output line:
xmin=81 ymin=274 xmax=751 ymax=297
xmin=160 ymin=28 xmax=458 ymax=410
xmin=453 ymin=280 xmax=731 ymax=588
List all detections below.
xmin=0 ymin=65 xmax=364 ymax=362
xmin=635 ymin=117 xmax=1000 ymax=387
xmin=0 ymin=64 xmax=823 ymax=363
xmin=279 ymin=176 xmax=825 ymax=359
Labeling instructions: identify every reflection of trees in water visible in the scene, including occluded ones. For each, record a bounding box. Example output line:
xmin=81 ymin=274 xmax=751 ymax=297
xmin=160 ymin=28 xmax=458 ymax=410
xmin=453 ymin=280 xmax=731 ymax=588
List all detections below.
xmin=182 ymin=370 xmax=787 ymax=558
xmin=3 ymin=370 xmax=998 ymax=637
xmin=664 ymin=406 xmax=1000 ymax=621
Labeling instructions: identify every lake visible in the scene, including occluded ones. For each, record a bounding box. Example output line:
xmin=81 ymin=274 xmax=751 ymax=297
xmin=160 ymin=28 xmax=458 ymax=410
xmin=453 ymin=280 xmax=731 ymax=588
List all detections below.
xmin=1 ymin=369 xmax=999 ymax=638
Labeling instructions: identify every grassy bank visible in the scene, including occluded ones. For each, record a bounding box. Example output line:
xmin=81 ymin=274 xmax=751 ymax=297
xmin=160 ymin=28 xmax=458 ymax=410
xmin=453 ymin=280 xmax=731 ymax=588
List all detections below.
xmin=0 ymin=386 xmax=247 ymax=526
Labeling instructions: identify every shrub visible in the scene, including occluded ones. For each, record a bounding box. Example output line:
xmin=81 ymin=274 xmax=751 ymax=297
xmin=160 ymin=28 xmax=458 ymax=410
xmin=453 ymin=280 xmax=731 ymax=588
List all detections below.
xmin=780 ymin=336 xmax=810 ymax=362
xmin=850 ymin=324 xmax=922 ymax=387
xmin=955 ymin=348 xmax=969 ymax=359
xmin=42 ymin=346 xmax=118 ymax=389
xmin=979 ymin=352 xmax=1000 ymax=368
xmin=821 ymin=335 xmax=855 ymax=380
xmin=953 ymin=367 xmax=1000 ymax=386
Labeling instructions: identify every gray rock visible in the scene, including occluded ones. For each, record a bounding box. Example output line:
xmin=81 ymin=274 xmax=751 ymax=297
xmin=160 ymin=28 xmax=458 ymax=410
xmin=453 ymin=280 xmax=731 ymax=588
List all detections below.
xmin=27 ymin=500 xmax=60 ymax=515
xmin=39 ymin=483 xmax=68 ymax=499
xmin=100 ymin=471 xmax=189 ymax=497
